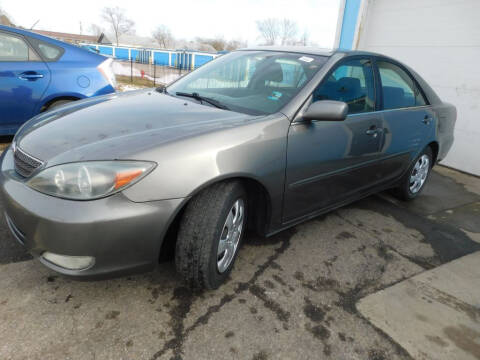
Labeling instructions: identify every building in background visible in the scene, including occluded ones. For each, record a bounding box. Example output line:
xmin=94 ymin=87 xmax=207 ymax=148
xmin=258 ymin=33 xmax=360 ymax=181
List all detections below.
xmin=335 ymin=0 xmax=480 ymax=176
xmin=32 ymin=29 xmax=110 ymax=45
xmin=0 ymin=14 xmax=14 ymax=26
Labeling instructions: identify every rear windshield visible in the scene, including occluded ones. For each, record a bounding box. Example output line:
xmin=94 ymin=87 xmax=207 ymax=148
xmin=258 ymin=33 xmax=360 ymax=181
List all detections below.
xmin=167 ymin=51 xmax=328 ymax=115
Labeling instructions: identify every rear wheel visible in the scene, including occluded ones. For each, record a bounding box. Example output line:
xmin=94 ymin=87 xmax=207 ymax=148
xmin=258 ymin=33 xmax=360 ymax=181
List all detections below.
xmin=47 ymin=99 xmax=74 ymax=111
xmin=175 ymin=181 xmax=247 ymax=289
xmin=392 ymin=147 xmax=433 ymax=201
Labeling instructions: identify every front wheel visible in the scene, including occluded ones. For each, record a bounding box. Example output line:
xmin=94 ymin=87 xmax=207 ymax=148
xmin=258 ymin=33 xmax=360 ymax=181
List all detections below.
xmin=392 ymin=147 xmax=433 ymax=201
xmin=175 ymin=181 xmax=247 ymax=289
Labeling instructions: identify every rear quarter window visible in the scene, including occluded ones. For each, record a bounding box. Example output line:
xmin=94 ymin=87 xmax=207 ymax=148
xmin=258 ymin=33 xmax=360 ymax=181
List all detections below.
xmin=38 ymin=43 xmax=62 ymax=60
xmin=27 ymin=37 xmax=64 ymax=61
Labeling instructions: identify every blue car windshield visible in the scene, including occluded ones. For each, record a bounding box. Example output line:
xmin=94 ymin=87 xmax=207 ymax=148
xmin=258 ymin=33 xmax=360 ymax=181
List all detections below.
xmin=167 ymin=51 xmax=328 ymax=115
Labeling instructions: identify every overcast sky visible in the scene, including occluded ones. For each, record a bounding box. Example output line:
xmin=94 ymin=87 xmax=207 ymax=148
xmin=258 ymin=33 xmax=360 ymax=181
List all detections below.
xmin=1 ymin=0 xmax=340 ymax=47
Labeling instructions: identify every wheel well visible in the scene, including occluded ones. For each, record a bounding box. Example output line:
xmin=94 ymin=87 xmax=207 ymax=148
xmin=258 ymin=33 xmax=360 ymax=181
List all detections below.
xmin=428 ymin=141 xmax=439 ymax=165
xmin=158 ymin=177 xmax=272 ymax=263
xmin=40 ymin=96 xmax=81 ymax=112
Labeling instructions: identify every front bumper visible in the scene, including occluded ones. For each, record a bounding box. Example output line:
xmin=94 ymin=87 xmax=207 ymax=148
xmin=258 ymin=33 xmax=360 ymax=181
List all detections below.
xmin=0 ymin=147 xmax=183 ymax=278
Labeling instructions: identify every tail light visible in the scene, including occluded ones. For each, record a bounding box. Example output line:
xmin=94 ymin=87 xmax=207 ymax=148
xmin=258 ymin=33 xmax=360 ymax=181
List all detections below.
xmin=98 ymin=58 xmax=117 ymax=89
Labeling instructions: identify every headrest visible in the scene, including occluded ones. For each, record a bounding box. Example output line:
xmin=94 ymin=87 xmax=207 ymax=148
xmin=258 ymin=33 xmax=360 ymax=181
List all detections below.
xmin=383 ymin=86 xmax=405 ymax=109
xmin=337 ymin=77 xmax=361 ymax=94
xmin=263 ymin=62 xmax=284 ymax=83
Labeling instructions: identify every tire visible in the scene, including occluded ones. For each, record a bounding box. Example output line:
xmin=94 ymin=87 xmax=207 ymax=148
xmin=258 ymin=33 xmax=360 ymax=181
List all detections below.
xmin=392 ymin=146 xmax=433 ymax=201
xmin=47 ymin=99 xmax=74 ymax=110
xmin=175 ymin=181 xmax=247 ymax=289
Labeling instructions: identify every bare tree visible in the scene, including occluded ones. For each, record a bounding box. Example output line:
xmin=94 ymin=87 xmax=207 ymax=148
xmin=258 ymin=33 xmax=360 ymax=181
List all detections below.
xmin=152 ymin=25 xmax=174 ymax=48
xmin=196 ymin=42 xmax=216 ymax=52
xmin=101 ymin=7 xmax=135 ymax=46
xmin=256 ymin=18 xmax=280 ymax=45
xmin=88 ymin=24 xmax=105 ymax=37
xmin=196 ymin=37 xmax=227 ymax=51
xmin=300 ymin=30 xmax=309 ymax=46
xmin=225 ymin=39 xmax=247 ymax=51
xmin=280 ymin=19 xmax=298 ymax=45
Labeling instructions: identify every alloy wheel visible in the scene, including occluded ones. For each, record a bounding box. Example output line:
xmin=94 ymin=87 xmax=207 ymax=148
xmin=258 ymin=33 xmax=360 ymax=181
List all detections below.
xmin=409 ymin=154 xmax=430 ymax=194
xmin=217 ymin=198 xmax=244 ymax=273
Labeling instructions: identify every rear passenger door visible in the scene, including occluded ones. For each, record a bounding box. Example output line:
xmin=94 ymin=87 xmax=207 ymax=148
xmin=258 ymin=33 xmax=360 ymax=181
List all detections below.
xmin=0 ymin=31 xmax=51 ymax=134
xmin=374 ymin=58 xmax=433 ymax=179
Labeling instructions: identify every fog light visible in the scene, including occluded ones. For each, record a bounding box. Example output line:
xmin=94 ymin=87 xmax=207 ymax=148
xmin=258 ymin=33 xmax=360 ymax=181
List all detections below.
xmin=41 ymin=252 xmax=94 ymax=270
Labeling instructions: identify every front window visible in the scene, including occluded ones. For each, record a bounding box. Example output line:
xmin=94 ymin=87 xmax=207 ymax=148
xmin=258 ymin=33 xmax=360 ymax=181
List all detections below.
xmin=312 ymin=58 xmax=376 ymax=115
xmin=167 ymin=51 xmax=328 ymax=115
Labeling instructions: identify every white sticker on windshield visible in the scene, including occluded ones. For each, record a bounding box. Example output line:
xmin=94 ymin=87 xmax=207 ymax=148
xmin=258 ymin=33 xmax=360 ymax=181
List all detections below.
xmin=298 ymin=56 xmax=314 ymax=63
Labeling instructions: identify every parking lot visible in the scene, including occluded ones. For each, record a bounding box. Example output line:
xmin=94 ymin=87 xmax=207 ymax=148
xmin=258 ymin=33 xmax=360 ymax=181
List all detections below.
xmin=0 ymin=164 xmax=479 ymax=360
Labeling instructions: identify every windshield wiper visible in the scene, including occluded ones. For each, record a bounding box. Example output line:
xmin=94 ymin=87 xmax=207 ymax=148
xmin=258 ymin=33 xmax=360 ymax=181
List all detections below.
xmin=175 ymin=92 xmax=229 ymax=110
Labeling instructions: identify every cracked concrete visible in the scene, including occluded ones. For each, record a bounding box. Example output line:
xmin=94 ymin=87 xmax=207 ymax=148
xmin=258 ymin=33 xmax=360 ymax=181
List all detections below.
xmin=0 ymin=166 xmax=479 ymax=360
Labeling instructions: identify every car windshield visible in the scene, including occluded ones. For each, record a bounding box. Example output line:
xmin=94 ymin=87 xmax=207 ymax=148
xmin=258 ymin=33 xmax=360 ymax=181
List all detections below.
xmin=167 ymin=51 xmax=328 ymax=115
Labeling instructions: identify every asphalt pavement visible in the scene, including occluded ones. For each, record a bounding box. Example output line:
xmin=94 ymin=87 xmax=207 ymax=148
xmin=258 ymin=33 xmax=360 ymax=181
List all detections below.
xmin=0 ymin=165 xmax=479 ymax=360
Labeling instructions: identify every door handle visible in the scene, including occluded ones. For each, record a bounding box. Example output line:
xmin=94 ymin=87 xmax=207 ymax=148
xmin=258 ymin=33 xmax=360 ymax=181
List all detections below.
xmin=366 ymin=126 xmax=383 ymax=137
xmin=423 ymin=115 xmax=432 ymax=124
xmin=18 ymin=72 xmax=44 ymax=81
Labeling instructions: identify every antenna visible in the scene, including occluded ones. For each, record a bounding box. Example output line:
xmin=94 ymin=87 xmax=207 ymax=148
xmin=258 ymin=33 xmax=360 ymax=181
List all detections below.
xmin=30 ymin=19 xmax=40 ymax=30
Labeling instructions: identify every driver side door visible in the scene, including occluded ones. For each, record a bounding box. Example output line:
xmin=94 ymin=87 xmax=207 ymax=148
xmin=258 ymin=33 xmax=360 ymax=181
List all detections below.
xmin=283 ymin=57 xmax=385 ymax=222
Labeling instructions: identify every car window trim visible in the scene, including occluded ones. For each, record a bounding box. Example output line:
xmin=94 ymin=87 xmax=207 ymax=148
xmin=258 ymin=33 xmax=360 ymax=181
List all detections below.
xmin=347 ymin=104 xmax=433 ymax=117
xmin=373 ymin=56 xmax=430 ymax=110
xmin=0 ymin=30 xmax=42 ymax=63
xmin=292 ymin=104 xmax=426 ymax=124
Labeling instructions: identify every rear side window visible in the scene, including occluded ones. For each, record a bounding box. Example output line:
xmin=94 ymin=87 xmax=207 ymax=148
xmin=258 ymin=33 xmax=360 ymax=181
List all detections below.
xmin=37 ymin=42 xmax=62 ymax=61
xmin=312 ymin=58 xmax=376 ymax=114
xmin=27 ymin=37 xmax=64 ymax=61
xmin=377 ymin=61 xmax=426 ymax=110
xmin=0 ymin=33 xmax=40 ymax=62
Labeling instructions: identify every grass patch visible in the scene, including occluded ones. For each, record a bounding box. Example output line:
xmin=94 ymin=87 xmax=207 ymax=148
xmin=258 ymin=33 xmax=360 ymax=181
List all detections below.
xmin=116 ymin=75 xmax=157 ymax=88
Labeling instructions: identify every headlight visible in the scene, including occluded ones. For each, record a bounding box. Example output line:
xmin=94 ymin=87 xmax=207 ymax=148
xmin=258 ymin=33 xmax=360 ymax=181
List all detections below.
xmin=27 ymin=161 xmax=155 ymax=200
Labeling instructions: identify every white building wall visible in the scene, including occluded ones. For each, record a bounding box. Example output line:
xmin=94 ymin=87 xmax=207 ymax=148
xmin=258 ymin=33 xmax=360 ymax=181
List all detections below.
xmin=356 ymin=0 xmax=480 ymax=175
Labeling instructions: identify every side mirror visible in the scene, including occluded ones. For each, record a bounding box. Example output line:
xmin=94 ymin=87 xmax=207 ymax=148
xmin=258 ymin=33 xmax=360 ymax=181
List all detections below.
xmin=302 ymin=100 xmax=348 ymax=122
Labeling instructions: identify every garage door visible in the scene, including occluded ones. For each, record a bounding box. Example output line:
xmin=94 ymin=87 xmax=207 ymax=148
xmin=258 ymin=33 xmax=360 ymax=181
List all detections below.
xmin=356 ymin=0 xmax=480 ymax=175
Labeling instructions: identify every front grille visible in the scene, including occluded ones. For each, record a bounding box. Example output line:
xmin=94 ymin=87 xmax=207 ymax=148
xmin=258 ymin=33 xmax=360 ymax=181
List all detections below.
xmin=14 ymin=147 xmax=44 ymax=178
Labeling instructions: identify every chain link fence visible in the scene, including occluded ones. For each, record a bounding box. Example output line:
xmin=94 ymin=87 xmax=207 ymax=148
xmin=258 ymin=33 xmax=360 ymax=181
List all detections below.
xmin=113 ymin=59 xmax=193 ymax=91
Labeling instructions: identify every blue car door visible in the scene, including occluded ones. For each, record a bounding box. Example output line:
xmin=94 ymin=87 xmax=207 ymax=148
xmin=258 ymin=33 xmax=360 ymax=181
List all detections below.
xmin=0 ymin=31 xmax=51 ymax=134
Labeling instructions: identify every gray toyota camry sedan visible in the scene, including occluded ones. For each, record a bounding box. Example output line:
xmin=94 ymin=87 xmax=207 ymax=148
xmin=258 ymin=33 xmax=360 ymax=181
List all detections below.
xmin=0 ymin=47 xmax=455 ymax=289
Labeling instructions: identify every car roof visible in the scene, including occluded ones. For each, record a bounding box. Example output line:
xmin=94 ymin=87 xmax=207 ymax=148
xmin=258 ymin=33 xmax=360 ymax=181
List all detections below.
xmin=0 ymin=25 xmax=70 ymax=45
xmin=0 ymin=24 xmax=40 ymax=37
xmin=0 ymin=24 xmax=106 ymax=63
xmin=237 ymin=46 xmax=383 ymax=58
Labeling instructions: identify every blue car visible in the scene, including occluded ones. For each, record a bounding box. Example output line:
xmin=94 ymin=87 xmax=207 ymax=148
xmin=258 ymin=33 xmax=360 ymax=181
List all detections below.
xmin=0 ymin=25 xmax=116 ymax=135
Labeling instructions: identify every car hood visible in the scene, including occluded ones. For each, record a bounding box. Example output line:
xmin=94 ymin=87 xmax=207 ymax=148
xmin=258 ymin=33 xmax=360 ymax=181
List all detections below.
xmin=15 ymin=89 xmax=258 ymax=164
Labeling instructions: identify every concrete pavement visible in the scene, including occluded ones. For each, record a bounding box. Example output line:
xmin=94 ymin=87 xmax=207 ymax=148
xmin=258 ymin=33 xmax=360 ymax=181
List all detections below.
xmin=358 ymin=252 xmax=480 ymax=360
